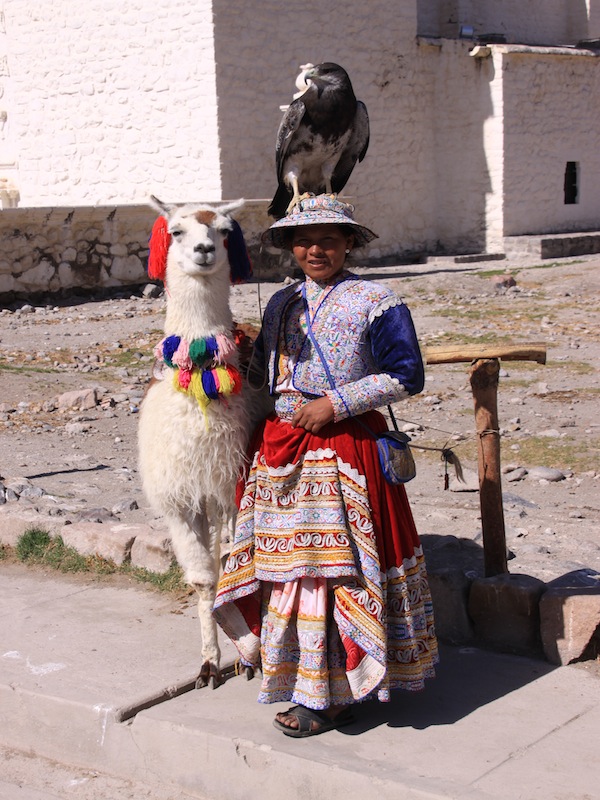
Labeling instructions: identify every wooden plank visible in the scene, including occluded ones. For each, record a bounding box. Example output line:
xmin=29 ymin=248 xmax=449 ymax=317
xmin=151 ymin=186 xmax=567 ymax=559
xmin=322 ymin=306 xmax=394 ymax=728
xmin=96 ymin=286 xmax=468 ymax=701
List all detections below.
xmin=424 ymin=342 xmax=546 ymax=365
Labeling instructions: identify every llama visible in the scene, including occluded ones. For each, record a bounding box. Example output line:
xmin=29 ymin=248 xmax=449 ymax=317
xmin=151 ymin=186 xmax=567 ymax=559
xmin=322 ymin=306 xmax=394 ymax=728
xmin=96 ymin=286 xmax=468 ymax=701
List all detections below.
xmin=138 ymin=196 xmax=253 ymax=689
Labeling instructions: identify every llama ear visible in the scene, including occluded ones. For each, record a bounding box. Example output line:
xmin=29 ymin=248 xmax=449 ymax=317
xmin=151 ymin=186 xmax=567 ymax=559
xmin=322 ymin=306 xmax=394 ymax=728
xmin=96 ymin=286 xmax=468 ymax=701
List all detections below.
xmin=147 ymin=215 xmax=171 ymax=283
xmin=218 ymin=198 xmax=245 ymax=217
xmin=149 ymin=195 xmax=175 ymax=218
xmin=225 ymin=219 xmax=252 ymax=284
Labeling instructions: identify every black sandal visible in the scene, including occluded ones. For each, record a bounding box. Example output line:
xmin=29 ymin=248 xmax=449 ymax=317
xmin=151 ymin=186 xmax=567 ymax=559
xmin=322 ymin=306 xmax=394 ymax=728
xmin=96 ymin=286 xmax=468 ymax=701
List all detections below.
xmin=273 ymin=705 xmax=354 ymax=738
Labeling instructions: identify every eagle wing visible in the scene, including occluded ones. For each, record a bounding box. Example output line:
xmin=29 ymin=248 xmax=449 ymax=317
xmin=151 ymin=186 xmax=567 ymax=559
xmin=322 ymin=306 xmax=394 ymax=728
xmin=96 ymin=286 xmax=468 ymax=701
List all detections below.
xmin=331 ymin=100 xmax=370 ymax=194
xmin=274 ymin=99 xmax=307 ymax=182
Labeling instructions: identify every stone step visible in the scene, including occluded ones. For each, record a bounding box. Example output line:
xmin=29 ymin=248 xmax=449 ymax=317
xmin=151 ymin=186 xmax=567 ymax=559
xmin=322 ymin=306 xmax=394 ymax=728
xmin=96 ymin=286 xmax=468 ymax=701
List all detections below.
xmin=504 ymin=231 xmax=600 ymax=259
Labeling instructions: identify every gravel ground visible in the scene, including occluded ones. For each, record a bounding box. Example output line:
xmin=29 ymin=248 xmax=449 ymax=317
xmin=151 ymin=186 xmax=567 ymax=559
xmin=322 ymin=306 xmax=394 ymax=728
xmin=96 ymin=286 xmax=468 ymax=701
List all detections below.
xmin=0 ymin=253 xmax=599 ymax=583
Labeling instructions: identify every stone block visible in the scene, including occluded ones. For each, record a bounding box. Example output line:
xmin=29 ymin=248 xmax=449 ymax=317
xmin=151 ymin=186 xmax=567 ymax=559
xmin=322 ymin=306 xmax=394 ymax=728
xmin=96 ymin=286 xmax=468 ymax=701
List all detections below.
xmin=468 ymin=573 xmax=546 ymax=657
xmin=539 ymin=569 xmax=600 ymax=665
xmin=428 ymin=567 xmax=474 ymax=644
xmin=0 ymin=510 xmax=62 ymax=548
xmin=59 ymin=521 xmax=136 ymax=566
xmin=129 ymin=525 xmax=174 ymax=574
xmin=56 ymin=388 xmax=98 ymax=410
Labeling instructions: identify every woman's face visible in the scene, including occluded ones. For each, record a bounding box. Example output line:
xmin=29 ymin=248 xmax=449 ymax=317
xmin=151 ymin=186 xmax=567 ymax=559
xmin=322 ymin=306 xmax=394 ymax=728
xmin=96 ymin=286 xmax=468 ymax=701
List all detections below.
xmin=291 ymin=225 xmax=354 ymax=283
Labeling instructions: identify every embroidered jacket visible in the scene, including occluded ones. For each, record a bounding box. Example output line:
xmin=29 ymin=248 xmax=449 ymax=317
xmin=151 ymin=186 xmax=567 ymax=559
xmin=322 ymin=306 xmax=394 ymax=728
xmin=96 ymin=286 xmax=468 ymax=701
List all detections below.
xmin=251 ymin=272 xmax=424 ymax=421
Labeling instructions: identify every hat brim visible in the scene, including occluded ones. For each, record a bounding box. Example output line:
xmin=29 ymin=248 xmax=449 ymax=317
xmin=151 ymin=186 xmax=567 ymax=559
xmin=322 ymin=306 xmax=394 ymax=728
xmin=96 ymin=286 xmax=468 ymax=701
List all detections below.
xmin=262 ymin=218 xmax=378 ymax=250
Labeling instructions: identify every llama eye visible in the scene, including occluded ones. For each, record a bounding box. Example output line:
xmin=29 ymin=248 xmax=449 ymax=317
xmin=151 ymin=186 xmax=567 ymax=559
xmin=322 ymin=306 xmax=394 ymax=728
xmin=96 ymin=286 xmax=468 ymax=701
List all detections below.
xmin=170 ymin=229 xmax=182 ymax=238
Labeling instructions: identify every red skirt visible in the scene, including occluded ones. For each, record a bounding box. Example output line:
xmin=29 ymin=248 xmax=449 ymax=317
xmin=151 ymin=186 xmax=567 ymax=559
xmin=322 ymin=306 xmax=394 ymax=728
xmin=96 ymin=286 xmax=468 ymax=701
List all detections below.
xmin=214 ymin=411 xmax=438 ymax=706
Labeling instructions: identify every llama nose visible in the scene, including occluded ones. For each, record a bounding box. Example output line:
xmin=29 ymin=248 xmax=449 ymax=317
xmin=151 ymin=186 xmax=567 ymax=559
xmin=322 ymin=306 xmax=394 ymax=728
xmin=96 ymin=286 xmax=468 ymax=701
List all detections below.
xmin=194 ymin=242 xmax=215 ymax=254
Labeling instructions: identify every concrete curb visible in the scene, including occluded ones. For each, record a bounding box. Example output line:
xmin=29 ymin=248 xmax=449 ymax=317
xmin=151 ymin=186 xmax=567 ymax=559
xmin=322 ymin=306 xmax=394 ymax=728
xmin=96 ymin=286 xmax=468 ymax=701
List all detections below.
xmin=1 ymin=565 xmax=599 ymax=800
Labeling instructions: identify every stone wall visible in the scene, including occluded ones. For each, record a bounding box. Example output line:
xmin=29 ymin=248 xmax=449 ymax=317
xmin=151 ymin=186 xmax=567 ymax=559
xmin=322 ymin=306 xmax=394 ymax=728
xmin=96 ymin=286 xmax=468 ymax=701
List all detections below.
xmin=0 ymin=206 xmax=155 ymax=298
xmin=0 ymin=200 xmax=295 ymax=301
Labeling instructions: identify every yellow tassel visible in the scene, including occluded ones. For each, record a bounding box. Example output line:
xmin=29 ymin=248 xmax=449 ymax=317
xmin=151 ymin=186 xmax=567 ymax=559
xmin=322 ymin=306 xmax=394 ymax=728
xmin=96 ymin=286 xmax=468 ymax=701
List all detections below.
xmin=214 ymin=365 xmax=234 ymax=396
xmin=189 ymin=371 xmax=210 ymax=409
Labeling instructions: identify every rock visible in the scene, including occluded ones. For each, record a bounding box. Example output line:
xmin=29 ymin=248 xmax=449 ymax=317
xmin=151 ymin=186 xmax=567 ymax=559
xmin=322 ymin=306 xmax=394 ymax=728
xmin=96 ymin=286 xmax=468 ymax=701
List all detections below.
xmin=539 ymin=569 xmax=600 ymax=665
xmin=491 ymin=274 xmax=516 ymax=289
xmin=502 ymin=463 xmax=520 ymax=474
xmin=129 ymin=526 xmax=175 ymax=574
xmin=65 ymin=422 xmax=92 ymax=435
xmin=112 ymin=499 xmax=139 ymax=515
xmin=527 ymin=466 xmax=565 ymax=482
xmin=142 ymin=283 xmax=163 ymax=299
xmin=0 ymin=510 xmax=63 ymax=548
xmin=538 ymin=429 xmax=561 ymax=438
xmin=18 ymin=484 xmax=45 ymax=499
xmin=59 ymin=521 xmax=135 ymax=565
xmin=73 ymin=507 xmax=114 ymax=523
xmin=506 ymin=467 xmax=527 ymax=482
xmin=468 ymin=573 xmax=546 ymax=657
xmin=402 ymin=422 xmax=423 ymax=433
xmin=56 ymin=388 xmax=98 ymax=410
xmin=428 ymin=567 xmax=474 ymax=644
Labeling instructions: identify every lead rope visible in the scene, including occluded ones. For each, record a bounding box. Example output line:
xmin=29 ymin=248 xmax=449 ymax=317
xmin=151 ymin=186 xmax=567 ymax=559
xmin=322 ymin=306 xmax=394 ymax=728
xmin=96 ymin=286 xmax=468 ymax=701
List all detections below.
xmin=385 ymin=405 xmax=465 ymax=489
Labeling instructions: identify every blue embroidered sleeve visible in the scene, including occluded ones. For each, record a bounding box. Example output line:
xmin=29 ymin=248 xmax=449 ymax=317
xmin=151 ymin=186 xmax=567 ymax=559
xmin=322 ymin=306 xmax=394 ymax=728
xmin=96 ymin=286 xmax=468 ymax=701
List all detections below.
xmin=325 ymin=302 xmax=424 ymax=421
xmin=369 ymin=301 xmax=424 ymax=395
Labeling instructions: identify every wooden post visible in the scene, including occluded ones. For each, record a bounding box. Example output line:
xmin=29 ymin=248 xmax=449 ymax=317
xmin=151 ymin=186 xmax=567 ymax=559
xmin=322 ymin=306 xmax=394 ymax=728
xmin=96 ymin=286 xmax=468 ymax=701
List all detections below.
xmin=470 ymin=358 xmax=507 ymax=576
xmin=423 ymin=342 xmax=546 ymax=578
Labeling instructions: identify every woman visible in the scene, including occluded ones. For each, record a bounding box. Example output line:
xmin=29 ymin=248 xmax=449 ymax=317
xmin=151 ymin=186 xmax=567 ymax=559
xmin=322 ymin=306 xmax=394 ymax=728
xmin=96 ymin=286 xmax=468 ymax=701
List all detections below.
xmin=214 ymin=194 xmax=438 ymax=737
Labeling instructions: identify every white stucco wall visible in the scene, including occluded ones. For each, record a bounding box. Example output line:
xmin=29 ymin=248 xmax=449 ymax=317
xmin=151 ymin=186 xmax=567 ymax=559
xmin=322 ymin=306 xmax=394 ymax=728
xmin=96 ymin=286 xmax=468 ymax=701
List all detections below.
xmin=502 ymin=50 xmax=600 ymax=236
xmin=3 ymin=0 xmax=222 ymax=207
xmin=1 ymin=0 xmax=600 ymax=299
xmin=421 ymin=38 xmax=496 ymax=253
xmin=211 ymin=0 xmax=430 ymax=258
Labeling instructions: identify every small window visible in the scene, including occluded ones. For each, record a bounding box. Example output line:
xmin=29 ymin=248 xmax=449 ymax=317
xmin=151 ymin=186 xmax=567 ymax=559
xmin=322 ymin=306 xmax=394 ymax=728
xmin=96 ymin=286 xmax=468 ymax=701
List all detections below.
xmin=564 ymin=161 xmax=579 ymax=205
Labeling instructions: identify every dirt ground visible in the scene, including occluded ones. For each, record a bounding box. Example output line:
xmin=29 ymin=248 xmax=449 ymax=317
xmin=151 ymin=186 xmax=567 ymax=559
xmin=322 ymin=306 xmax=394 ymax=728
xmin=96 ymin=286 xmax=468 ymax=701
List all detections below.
xmin=0 ymin=253 xmax=599 ymax=584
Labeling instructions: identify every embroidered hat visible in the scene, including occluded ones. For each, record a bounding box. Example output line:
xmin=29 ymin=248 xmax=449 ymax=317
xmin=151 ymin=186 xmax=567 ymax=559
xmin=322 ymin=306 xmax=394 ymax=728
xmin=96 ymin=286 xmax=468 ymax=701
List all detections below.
xmin=262 ymin=194 xmax=378 ymax=250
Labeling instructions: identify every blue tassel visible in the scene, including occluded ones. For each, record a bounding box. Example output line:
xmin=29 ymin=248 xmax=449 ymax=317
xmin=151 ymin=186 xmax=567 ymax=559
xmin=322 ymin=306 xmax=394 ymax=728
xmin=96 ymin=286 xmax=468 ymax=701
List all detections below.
xmin=201 ymin=369 xmax=219 ymax=400
xmin=226 ymin=219 xmax=253 ymax=283
xmin=162 ymin=335 xmax=181 ymax=367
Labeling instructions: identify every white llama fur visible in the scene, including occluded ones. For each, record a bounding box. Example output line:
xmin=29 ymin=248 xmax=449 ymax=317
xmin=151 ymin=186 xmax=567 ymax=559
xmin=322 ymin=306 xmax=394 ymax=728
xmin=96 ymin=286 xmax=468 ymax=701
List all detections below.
xmin=138 ymin=196 xmax=251 ymax=688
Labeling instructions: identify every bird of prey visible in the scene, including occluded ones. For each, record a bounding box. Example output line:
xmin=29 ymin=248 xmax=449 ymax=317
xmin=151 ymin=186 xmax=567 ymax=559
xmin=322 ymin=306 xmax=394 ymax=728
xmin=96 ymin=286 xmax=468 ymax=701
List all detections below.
xmin=268 ymin=62 xmax=370 ymax=219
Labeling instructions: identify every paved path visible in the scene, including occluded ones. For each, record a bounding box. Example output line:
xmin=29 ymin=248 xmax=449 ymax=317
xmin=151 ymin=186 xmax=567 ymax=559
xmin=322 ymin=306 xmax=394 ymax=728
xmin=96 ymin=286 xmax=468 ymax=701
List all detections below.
xmin=1 ymin=563 xmax=598 ymax=800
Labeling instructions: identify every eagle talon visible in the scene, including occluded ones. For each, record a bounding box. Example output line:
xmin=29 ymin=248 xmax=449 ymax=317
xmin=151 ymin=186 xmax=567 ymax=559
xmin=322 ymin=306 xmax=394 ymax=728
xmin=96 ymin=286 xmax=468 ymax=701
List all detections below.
xmin=285 ymin=192 xmax=312 ymax=215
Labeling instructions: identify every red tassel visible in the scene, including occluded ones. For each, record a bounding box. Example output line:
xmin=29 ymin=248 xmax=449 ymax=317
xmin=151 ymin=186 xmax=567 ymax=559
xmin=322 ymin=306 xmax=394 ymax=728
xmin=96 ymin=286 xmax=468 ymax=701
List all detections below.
xmin=148 ymin=216 xmax=171 ymax=282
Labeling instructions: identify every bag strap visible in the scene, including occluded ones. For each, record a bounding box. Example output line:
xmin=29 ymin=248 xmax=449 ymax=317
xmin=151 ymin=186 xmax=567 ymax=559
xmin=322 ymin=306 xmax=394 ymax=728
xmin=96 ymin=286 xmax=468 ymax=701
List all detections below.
xmin=301 ymin=283 xmax=398 ymax=441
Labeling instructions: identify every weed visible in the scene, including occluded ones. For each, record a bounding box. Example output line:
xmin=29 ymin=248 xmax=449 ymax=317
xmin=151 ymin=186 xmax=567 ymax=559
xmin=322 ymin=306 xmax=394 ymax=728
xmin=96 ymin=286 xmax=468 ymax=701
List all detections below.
xmin=476 ymin=260 xmax=584 ymax=279
xmin=11 ymin=526 xmax=186 ymax=593
xmin=16 ymin=527 xmax=53 ymax=561
xmin=125 ymin=563 xmax=186 ymax=593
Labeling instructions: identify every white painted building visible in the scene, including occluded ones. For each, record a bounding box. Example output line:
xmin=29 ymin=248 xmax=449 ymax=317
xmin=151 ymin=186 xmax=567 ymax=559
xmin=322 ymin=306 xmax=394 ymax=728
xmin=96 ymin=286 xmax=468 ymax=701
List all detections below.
xmin=1 ymin=0 xmax=599 ymax=295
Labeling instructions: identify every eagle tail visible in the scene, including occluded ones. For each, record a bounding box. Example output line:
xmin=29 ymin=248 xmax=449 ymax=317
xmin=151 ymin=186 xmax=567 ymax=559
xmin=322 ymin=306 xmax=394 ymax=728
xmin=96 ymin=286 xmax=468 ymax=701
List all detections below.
xmin=268 ymin=184 xmax=292 ymax=220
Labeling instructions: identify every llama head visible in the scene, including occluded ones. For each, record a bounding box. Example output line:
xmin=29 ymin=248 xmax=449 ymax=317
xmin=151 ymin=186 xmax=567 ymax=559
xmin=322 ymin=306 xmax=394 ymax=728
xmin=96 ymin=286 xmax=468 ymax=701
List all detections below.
xmin=148 ymin=196 xmax=252 ymax=284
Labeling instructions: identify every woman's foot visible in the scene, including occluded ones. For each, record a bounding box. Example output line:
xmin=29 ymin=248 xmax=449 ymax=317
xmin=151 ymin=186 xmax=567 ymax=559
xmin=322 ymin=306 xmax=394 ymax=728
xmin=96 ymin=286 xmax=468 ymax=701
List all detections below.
xmin=273 ymin=704 xmax=354 ymax=738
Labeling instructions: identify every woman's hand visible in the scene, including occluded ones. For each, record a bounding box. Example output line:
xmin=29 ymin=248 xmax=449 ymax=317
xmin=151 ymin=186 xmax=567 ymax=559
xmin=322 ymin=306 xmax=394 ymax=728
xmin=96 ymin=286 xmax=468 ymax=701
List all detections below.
xmin=291 ymin=397 xmax=334 ymax=434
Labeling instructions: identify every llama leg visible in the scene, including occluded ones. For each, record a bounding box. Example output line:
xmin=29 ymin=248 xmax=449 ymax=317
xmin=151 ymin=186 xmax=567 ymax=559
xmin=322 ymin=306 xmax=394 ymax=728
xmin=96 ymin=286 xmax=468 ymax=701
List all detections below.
xmin=165 ymin=508 xmax=221 ymax=689
xmin=192 ymin=508 xmax=221 ymax=689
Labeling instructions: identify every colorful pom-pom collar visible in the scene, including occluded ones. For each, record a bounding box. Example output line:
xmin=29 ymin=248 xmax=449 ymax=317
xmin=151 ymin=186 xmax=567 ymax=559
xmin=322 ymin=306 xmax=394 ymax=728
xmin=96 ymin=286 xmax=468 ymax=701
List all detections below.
xmin=153 ymin=333 xmax=242 ymax=412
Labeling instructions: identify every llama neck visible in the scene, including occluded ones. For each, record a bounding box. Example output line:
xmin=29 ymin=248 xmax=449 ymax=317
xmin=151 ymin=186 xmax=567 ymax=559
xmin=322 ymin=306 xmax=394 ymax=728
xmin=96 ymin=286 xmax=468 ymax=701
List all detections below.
xmin=163 ymin=260 xmax=233 ymax=340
